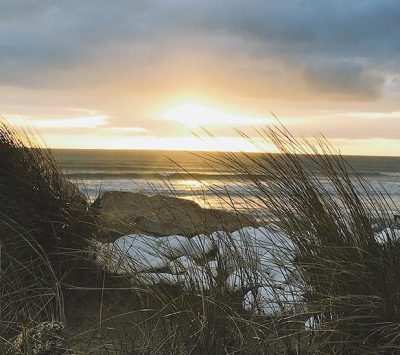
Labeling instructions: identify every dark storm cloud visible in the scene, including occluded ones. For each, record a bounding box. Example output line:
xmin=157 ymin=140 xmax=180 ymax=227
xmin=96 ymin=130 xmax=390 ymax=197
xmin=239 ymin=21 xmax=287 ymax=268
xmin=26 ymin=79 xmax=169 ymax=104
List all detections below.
xmin=0 ymin=0 xmax=399 ymax=97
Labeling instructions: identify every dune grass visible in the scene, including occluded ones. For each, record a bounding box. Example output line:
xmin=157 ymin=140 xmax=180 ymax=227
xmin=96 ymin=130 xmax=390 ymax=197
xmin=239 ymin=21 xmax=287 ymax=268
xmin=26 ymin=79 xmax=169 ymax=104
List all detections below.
xmin=215 ymin=126 xmax=400 ymax=354
xmin=1 ymin=121 xmax=400 ymax=354
xmin=0 ymin=121 xmax=97 ymax=273
xmin=0 ymin=121 xmax=100 ymax=353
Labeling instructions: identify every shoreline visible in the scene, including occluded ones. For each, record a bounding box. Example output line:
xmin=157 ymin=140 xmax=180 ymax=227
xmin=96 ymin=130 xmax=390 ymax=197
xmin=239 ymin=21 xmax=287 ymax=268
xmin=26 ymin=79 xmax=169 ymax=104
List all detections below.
xmin=91 ymin=190 xmax=264 ymax=242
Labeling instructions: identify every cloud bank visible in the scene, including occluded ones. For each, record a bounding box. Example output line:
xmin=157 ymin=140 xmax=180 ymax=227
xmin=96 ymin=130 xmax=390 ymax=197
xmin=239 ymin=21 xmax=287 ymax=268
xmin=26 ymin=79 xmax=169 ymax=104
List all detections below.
xmin=0 ymin=0 xmax=399 ymax=146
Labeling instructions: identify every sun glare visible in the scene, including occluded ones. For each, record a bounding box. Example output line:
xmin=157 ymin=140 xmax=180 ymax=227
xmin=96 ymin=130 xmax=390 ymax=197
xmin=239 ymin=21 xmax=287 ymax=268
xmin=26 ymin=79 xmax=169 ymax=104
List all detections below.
xmin=159 ymin=101 xmax=269 ymax=128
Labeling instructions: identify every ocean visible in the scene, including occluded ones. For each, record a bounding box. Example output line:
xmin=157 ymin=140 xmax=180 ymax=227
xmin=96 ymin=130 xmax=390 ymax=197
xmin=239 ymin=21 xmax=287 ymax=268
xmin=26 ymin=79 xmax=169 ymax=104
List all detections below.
xmin=54 ymin=149 xmax=400 ymax=215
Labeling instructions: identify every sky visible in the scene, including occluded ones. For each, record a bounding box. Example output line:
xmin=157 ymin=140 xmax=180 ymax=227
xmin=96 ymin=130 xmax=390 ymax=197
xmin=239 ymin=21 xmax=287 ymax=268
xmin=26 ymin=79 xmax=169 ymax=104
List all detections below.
xmin=1 ymin=1 xmax=400 ymax=155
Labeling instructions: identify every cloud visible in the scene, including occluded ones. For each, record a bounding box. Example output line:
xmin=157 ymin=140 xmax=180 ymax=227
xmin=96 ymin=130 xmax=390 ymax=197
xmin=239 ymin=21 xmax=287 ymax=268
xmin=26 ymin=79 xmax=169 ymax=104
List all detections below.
xmin=285 ymin=111 xmax=400 ymax=140
xmin=5 ymin=114 xmax=108 ymax=129
xmin=159 ymin=102 xmax=270 ymax=127
xmin=304 ymin=60 xmax=385 ymax=98
xmin=344 ymin=111 xmax=400 ymax=119
xmin=0 ymin=0 xmax=399 ymax=93
xmin=104 ymin=127 xmax=147 ymax=133
xmin=0 ymin=0 xmax=400 ymax=143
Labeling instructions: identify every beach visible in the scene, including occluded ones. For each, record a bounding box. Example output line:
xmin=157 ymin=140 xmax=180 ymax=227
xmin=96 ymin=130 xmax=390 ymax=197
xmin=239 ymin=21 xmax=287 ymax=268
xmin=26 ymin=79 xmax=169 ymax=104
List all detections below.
xmin=56 ymin=149 xmax=400 ymax=215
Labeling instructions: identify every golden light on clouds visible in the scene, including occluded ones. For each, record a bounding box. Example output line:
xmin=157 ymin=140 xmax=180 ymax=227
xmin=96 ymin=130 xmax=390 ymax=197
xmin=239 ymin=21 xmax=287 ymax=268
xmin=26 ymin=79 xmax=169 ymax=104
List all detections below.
xmin=39 ymin=133 xmax=277 ymax=152
xmin=1 ymin=2 xmax=400 ymax=155
xmin=5 ymin=114 xmax=109 ymax=129
xmin=159 ymin=101 xmax=271 ymax=128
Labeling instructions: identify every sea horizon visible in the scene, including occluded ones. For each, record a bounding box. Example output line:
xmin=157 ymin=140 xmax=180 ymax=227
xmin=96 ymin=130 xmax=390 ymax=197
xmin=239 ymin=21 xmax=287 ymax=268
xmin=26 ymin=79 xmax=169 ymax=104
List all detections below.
xmin=55 ymin=149 xmax=400 ymax=215
xmin=52 ymin=147 xmax=400 ymax=158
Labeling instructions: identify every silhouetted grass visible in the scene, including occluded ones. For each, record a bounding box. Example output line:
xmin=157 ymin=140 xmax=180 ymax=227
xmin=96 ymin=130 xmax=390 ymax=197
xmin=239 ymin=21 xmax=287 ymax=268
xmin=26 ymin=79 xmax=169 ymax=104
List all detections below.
xmin=2 ymin=120 xmax=400 ymax=354
xmin=0 ymin=120 xmax=99 ymax=350
xmin=0 ymin=121 xmax=97 ymax=272
xmin=216 ymin=126 xmax=400 ymax=354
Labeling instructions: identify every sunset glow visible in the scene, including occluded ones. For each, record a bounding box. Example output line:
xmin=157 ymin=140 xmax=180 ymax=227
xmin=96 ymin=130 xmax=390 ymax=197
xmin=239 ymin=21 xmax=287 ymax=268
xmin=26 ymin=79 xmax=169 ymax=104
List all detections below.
xmin=159 ymin=102 xmax=270 ymax=128
xmin=3 ymin=5 xmax=400 ymax=350
xmin=40 ymin=134 xmax=276 ymax=152
xmin=0 ymin=2 xmax=399 ymax=155
xmin=5 ymin=115 xmax=109 ymax=129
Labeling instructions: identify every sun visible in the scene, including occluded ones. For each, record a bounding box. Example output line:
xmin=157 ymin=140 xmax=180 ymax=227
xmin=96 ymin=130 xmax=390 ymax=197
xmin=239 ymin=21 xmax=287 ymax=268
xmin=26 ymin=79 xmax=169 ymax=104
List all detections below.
xmin=159 ymin=101 xmax=269 ymax=128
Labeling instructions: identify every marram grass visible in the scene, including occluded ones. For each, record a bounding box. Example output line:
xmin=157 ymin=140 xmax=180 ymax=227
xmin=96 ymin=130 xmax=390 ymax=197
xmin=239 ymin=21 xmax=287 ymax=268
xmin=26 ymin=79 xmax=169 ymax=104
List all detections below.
xmin=1 ymin=120 xmax=400 ymax=354
xmin=216 ymin=126 xmax=400 ymax=354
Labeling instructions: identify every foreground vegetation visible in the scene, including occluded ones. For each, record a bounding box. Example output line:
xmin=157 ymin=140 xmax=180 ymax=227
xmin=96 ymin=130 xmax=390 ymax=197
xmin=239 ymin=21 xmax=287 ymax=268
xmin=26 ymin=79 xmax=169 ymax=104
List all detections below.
xmin=0 ymin=121 xmax=399 ymax=354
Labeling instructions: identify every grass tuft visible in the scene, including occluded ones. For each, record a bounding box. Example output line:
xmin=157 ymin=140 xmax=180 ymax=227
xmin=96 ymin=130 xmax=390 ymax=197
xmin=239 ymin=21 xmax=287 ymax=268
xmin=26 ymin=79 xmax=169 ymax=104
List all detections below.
xmin=217 ymin=125 xmax=400 ymax=353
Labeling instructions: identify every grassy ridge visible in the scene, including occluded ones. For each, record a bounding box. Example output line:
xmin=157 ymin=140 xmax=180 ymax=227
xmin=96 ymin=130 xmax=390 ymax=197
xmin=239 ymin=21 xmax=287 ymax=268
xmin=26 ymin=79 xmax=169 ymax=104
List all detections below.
xmin=0 ymin=121 xmax=99 ymax=351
